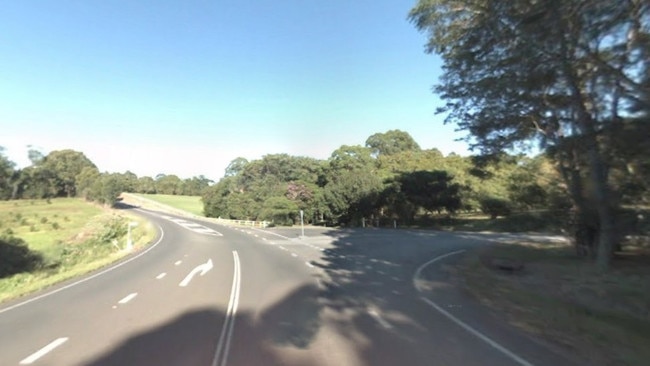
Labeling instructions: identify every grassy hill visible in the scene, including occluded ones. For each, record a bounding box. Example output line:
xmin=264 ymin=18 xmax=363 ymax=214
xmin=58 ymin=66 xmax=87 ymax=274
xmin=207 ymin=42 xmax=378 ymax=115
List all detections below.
xmin=0 ymin=198 xmax=155 ymax=303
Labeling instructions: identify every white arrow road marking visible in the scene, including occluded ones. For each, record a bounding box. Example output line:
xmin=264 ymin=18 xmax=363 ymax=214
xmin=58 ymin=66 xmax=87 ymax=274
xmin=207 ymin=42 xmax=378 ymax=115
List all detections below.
xmin=118 ymin=293 xmax=138 ymax=304
xmin=179 ymin=259 xmax=214 ymax=287
xmin=20 ymin=337 xmax=69 ymax=365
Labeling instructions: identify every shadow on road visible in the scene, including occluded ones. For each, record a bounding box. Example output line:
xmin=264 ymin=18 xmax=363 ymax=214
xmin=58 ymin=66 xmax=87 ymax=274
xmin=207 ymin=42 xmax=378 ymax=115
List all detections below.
xmin=84 ymin=285 xmax=322 ymax=366
xmin=83 ymin=225 xmax=575 ymax=365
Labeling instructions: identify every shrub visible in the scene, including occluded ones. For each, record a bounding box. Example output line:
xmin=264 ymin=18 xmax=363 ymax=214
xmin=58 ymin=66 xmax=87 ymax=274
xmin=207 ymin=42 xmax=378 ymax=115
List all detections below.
xmin=95 ymin=217 xmax=127 ymax=244
xmin=40 ymin=217 xmax=48 ymax=224
xmin=479 ymin=197 xmax=512 ymax=219
xmin=51 ymin=222 xmax=60 ymax=230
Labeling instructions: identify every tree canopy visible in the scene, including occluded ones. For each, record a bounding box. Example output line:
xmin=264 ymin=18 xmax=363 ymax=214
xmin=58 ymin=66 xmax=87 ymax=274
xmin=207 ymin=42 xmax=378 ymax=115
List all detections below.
xmin=409 ymin=0 xmax=649 ymax=269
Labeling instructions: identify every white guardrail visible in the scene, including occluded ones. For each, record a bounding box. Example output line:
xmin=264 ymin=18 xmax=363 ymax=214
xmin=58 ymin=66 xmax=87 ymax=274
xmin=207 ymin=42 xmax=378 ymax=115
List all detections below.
xmin=213 ymin=218 xmax=269 ymax=228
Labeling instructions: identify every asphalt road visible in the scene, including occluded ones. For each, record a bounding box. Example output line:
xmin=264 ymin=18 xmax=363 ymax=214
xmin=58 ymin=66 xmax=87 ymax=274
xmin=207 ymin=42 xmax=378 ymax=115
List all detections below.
xmin=0 ymin=207 xmax=580 ymax=366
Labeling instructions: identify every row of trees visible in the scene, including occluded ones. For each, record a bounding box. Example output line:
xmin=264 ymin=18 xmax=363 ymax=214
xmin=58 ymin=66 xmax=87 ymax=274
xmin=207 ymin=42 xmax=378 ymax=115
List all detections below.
xmin=202 ymin=130 xmax=570 ymax=226
xmin=409 ymin=0 xmax=649 ymax=269
xmin=0 ymin=148 xmax=213 ymax=204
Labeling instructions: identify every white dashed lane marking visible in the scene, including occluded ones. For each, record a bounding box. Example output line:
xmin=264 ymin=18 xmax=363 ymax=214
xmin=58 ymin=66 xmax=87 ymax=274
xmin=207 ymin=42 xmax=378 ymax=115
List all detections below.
xmin=20 ymin=337 xmax=69 ymax=365
xmin=118 ymin=293 xmax=138 ymax=304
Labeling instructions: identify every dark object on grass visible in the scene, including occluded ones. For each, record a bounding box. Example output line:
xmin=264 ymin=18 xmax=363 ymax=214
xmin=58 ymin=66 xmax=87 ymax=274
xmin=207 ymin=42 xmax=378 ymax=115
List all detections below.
xmin=486 ymin=257 xmax=524 ymax=273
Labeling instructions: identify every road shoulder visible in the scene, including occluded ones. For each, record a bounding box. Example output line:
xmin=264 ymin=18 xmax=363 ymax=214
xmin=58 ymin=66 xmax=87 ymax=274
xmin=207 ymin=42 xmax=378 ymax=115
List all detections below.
xmin=415 ymin=249 xmax=583 ymax=366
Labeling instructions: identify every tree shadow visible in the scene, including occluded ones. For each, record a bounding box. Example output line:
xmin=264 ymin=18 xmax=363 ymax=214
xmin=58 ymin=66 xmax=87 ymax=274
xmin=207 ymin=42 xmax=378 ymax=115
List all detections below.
xmin=84 ymin=285 xmax=322 ymax=366
xmin=0 ymin=235 xmax=45 ymax=278
xmin=83 ymin=227 xmax=570 ymax=365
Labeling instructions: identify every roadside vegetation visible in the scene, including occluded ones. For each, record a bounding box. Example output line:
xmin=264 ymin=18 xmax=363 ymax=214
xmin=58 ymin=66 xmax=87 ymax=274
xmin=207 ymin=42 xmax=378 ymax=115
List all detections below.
xmin=457 ymin=239 xmax=650 ymax=365
xmin=407 ymin=1 xmax=649 ymax=363
xmin=0 ymin=198 xmax=155 ymax=303
xmin=0 ymin=0 xmax=647 ymax=356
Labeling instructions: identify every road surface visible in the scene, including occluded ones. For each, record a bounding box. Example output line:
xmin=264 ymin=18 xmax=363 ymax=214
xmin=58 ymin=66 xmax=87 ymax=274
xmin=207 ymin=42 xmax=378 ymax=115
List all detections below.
xmin=0 ymin=207 xmax=579 ymax=365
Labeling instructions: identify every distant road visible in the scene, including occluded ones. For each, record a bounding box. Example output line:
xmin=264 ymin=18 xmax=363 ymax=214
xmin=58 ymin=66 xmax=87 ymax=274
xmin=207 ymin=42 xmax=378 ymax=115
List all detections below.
xmin=0 ymin=208 xmax=578 ymax=365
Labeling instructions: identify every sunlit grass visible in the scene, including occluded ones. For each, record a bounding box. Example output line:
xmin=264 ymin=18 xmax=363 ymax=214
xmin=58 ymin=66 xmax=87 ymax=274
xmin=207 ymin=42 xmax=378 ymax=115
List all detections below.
xmin=134 ymin=193 xmax=204 ymax=216
xmin=0 ymin=198 xmax=156 ymax=303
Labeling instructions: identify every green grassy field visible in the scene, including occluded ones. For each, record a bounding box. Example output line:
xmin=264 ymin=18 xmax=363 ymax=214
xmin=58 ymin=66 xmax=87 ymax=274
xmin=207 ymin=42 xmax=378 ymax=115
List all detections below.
xmin=134 ymin=194 xmax=204 ymax=216
xmin=0 ymin=198 xmax=156 ymax=303
xmin=457 ymin=240 xmax=650 ymax=365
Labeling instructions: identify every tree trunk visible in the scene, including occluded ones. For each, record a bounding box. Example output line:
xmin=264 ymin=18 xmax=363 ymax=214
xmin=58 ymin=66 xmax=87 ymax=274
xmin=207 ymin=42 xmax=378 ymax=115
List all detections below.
xmin=557 ymin=19 xmax=617 ymax=270
xmin=585 ymin=142 xmax=617 ymax=270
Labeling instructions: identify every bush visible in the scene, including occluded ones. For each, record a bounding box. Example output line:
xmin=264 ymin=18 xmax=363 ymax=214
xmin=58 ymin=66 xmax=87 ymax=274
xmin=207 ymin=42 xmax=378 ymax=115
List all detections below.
xmin=51 ymin=222 xmax=60 ymax=230
xmin=40 ymin=217 xmax=48 ymax=224
xmin=480 ymin=197 xmax=512 ymax=219
xmin=0 ymin=234 xmax=44 ymax=278
xmin=95 ymin=217 xmax=127 ymax=244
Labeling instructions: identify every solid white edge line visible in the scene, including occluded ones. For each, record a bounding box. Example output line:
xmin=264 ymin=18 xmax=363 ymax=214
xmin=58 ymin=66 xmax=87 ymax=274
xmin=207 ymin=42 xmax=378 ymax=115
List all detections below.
xmin=413 ymin=250 xmax=534 ymax=366
xmin=305 ymin=261 xmax=314 ymax=268
xmin=412 ymin=250 xmax=466 ymax=289
xmin=118 ymin=293 xmax=138 ymax=304
xmin=0 ymin=225 xmax=165 ymax=315
xmin=221 ymin=251 xmax=241 ymax=366
xmin=19 ymin=337 xmax=68 ymax=365
xmin=212 ymin=251 xmax=241 ymax=366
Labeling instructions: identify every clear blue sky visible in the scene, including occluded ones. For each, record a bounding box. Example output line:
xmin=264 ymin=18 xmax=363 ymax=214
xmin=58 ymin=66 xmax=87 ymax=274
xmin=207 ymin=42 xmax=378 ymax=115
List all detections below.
xmin=1 ymin=0 xmax=468 ymax=180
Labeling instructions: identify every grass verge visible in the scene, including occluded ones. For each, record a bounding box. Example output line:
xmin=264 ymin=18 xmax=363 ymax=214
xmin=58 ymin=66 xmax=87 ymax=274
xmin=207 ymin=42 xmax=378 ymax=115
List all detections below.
xmin=456 ymin=240 xmax=650 ymax=365
xmin=133 ymin=193 xmax=203 ymax=216
xmin=0 ymin=198 xmax=156 ymax=304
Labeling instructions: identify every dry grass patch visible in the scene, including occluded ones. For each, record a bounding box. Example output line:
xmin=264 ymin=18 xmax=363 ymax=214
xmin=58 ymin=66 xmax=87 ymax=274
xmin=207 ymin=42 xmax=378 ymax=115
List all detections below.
xmin=458 ymin=240 xmax=650 ymax=366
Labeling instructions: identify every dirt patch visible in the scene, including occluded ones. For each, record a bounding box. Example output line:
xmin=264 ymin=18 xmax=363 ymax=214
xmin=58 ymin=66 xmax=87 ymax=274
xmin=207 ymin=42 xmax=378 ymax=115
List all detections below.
xmin=455 ymin=240 xmax=650 ymax=366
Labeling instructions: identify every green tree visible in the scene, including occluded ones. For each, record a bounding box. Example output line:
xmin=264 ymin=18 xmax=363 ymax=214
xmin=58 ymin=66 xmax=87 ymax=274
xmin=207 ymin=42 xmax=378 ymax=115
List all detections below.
xmin=202 ymin=177 xmax=235 ymax=218
xmin=328 ymin=145 xmax=376 ymax=172
xmin=0 ymin=147 xmax=16 ymax=200
xmin=225 ymin=157 xmax=249 ymax=177
xmin=323 ymin=169 xmax=383 ymax=225
xmin=75 ymin=166 xmax=101 ymax=200
xmin=365 ymin=129 xmax=421 ymax=157
xmin=120 ymin=171 xmax=138 ymax=193
xmin=90 ymin=173 xmax=125 ymax=206
xmin=156 ymin=174 xmax=182 ymax=195
xmin=410 ymin=0 xmax=648 ymax=269
xmin=41 ymin=149 xmax=97 ymax=197
xmin=137 ymin=176 xmax=157 ymax=194
xmin=397 ymin=170 xmax=462 ymax=214
xmin=182 ymin=175 xmax=213 ymax=196
xmin=260 ymin=196 xmax=299 ymax=226
xmin=17 ymin=166 xmax=58 ymax=199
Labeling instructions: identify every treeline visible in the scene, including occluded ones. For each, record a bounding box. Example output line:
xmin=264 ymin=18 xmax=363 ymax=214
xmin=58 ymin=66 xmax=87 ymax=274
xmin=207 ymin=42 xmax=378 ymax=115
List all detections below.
xmin=203 ymin=130 xmax=576 ymax=226
xmin=0 ymin=148 xmax=213 ymax=205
